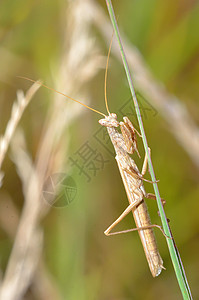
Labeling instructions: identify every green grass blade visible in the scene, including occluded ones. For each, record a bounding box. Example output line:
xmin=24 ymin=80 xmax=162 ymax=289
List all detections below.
xmin=105 ymin=1 xmax=193 ymax=299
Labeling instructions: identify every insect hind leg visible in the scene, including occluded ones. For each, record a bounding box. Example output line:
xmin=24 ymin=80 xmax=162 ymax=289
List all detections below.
xmin=104 ymin=199 xmax=141 ymax=236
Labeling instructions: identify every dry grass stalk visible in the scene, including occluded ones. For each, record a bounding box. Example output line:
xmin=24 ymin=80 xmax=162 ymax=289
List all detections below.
xmin=0 ymin=83 xmax=41 ymax=185
xmin=0 ymin=1 xmax=103 ymax=299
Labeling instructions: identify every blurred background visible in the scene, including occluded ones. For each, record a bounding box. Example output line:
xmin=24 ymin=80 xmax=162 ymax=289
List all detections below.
xmin=0 ymin=0 xmax=199 ymax=299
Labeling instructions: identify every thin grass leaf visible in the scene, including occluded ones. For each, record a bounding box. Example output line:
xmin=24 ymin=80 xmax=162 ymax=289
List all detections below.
xmin=105 ymin=1 xmax=193 ymax=299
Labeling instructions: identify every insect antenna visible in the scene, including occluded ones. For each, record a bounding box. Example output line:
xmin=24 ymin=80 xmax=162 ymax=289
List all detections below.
xmin=17 ymin=76 xmax=106 ymax=117
xmin=104 ymin=33 xmax=114 ymax=116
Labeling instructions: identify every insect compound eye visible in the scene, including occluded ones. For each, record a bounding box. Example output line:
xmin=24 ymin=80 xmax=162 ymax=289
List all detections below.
xmin=98 ymin=119 xmax=108 ymax=126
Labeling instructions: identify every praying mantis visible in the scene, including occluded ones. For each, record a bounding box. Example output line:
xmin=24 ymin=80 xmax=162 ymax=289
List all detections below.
xmin=18 ymin=39 xmax=166 ymax=277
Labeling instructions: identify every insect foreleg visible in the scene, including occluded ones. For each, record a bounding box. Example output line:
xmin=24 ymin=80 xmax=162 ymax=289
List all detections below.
xmin=123 ymin=117 xmax=142 ymax=138
xmin=120 ymin=120 xmax=140 ymax=157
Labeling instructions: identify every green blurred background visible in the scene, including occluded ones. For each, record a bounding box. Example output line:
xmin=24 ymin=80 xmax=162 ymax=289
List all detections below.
xmin=0 ymin=0 xmax=199 ymax=299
